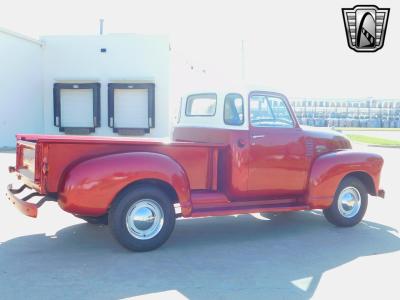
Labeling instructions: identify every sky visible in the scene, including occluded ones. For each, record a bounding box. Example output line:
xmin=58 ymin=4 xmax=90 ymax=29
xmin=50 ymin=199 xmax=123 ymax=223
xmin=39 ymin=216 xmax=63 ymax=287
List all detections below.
xmin=1 ymin=0 xmax=399 ymax=98
xmin=0 ymin=0 xmax=249 ymax=38
xmin=0 ymin=0 xmax=250 ymax=85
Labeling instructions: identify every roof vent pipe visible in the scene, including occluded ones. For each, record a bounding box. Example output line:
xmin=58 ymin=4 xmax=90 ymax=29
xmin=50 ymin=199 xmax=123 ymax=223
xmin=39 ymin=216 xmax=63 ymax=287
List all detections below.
xmin=99 ymin=19 xmax=104 ymax=35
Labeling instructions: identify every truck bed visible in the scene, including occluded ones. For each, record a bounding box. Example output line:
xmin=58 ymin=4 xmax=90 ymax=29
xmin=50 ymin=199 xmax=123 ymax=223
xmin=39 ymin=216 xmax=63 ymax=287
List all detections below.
xmin=16 ymin=134 xmax=226 ymax=194
xmin=16 ymin=134 xmax=225 ymax=146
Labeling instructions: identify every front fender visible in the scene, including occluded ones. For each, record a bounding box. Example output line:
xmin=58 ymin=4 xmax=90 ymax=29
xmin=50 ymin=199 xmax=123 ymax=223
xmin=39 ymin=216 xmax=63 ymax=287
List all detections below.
xmin=58 ymin=152 xmax=191 ymax=216
xmin=306 ymin=150 xmax=383 ymax=208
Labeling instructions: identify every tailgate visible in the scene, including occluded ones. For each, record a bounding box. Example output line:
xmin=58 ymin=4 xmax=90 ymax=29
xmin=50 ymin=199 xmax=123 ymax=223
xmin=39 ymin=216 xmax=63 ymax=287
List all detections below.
xmin=6 ymin=139 xmax=53 ymax=217
xmin=17 ymin=141 xmax=36 ymax=180
xmin=15 ymin=140 xmax=44 ymax=192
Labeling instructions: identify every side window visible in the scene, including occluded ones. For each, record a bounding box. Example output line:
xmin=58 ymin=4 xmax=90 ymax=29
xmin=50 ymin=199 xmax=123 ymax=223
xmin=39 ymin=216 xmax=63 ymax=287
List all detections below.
xmin=186 ymin=94 xmax=217 ymax=116
xmin=224 ymin=93 xmax=244 ymax=125
xmin=250 ymin=94 xmax=294 ymax=128
xmin=250 ymin=95 xmax=274 ymax=125
xmin=268 ymin=96 xmax=293 ymax=126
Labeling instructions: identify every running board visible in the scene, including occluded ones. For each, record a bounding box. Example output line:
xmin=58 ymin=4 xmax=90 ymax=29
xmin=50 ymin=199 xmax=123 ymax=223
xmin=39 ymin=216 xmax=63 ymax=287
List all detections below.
xmin=190 ymin=192 xmax=309 ymax=217
xmin=191 ymin=203 xmax=309 ymax=217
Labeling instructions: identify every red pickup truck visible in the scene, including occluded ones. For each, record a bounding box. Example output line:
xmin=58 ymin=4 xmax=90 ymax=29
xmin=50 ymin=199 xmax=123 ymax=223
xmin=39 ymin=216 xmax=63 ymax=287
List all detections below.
xmin=6 ymin=90 xmax=384 ymax=251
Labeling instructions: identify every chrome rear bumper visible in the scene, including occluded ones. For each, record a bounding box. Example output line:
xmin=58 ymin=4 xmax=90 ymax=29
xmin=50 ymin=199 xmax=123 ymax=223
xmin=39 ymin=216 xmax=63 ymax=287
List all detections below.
xmin=6 ymin=184 xmax=55 ymax=218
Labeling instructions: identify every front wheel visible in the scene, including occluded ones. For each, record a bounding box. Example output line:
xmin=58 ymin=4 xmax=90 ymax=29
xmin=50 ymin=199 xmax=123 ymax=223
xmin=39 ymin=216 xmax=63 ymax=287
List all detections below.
xmin=323 ymin=177 xmax=368 ymax=227
xmin=109 ymin=185 xmax=176 ymax=251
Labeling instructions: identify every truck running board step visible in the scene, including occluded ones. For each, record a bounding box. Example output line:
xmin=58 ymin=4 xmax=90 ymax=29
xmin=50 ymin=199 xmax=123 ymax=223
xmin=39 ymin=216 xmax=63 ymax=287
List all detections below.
xmin=191 ymin=203 xmax=309 ymax=218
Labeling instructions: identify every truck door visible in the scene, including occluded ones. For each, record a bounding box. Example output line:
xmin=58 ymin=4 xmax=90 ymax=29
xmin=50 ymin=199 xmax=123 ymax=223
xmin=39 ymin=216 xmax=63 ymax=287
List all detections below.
xmin=247 ymin=92 xmax=308 ymax=196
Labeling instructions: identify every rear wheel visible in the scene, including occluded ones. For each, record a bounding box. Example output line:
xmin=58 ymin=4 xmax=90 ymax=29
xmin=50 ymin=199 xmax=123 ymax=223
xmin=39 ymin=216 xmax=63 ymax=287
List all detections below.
xmin=109 ymin=185 xmax=176 ymax=251
xmin=323 ymin=177 xmax=368 ymax=227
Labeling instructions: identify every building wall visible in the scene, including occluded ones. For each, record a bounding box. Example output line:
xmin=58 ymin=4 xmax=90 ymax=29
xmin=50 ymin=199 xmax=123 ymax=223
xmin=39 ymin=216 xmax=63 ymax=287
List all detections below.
xmin=0 ymin=29 xmax=43 ymax=147
xmin=41 ymin=34 xmax=170 ymax=137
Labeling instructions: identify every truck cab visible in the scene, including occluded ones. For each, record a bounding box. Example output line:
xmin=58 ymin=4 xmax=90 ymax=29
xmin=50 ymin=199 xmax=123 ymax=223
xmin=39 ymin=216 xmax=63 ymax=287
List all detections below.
xmin=174 ymin=89 xmax=354 ymax=200
xmin=6 ymin=88 xmax=385 ymax=251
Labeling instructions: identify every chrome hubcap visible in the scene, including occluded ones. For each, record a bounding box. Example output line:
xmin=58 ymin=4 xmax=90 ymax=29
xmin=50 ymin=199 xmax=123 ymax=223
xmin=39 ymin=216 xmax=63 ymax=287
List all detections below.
xmin=337 ymin=187 xmax=362 ymax=218
xmin=126 ymin=199 xmax=164 ymax=240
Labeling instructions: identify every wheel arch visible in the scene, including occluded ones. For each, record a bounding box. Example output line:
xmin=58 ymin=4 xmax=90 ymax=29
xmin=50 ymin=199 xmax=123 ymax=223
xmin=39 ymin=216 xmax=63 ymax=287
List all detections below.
xmin=341 ymin=171 xmax=376 ymax=196
xmin=112 ymin=178 xmax=180 ymax=206
xmin=58 ymin=151 xmax=192 ymax=217
xmin=306 ymin=150 xmax=383 ymax=209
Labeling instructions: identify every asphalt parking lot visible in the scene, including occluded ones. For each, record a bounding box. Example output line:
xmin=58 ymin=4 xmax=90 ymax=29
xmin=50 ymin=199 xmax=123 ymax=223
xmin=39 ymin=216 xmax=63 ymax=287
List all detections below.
xmin=0 ymin=144 xmax=399 ymax=300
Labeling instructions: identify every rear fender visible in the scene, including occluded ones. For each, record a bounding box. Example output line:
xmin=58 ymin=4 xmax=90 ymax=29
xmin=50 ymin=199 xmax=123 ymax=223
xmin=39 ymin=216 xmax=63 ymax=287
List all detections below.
xmin=58 ymin=152 xmax=191 ymax=216
xmin=306 ymin=150 xmax=383 ymax=208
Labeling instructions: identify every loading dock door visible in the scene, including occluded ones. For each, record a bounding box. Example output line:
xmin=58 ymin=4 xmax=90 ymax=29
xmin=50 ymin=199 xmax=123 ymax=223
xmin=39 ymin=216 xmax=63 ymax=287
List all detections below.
xmin=108 ymin=83 xmax=155 ymax=135
xmin=53 ymin=83 xmax=101 ymax=133
xmin=60 ymin=89 xmax=94 ymax=127
xmin=114 ymin=89 xmax=149 ymax=128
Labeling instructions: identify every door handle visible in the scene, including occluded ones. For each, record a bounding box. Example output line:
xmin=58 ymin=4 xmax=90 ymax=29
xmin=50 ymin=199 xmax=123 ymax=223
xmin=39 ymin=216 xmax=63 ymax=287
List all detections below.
xmin=252 ymin=135 xmax=265 ymax=139
xmin=237 ymin=139 xmax=246 ymax=148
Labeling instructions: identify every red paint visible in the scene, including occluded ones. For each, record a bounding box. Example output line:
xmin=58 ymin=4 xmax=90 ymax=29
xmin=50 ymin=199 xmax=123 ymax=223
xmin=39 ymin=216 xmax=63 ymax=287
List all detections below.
xmin=306 ymin=150 xmax=383 ymax=208
xmin=8 ymin=92 xmax=384 ymax=220
xmin=6 ymin=185 xmax=38 ymax=217
xmin=173 ymin=128 xmax=251 ymax=197
xmin=248 ymin=127 xmax=309 ymax=196
xmin=59 ymin=152 xmax=192 ymax=216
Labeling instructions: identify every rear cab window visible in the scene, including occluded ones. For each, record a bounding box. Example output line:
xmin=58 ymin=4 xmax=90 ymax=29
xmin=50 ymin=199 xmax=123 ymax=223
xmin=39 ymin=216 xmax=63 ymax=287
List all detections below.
xmin=177 ymin=91 xmax=249 ymax=130
xmin=186 ymin=94 xmax=217 ymax=116
xmin=224 ymin=93 xmax=244 ymax=125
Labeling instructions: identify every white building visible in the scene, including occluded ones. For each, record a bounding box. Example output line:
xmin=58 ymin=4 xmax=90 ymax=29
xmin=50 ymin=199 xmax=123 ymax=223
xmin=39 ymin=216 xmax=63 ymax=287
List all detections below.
xmin=1 ymin=28 xmax=173 ymax=147
xmin=0 ymin=28 xmax=43 ymax=147
xmin=42 ymin=34 xmax=170 ymax=137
